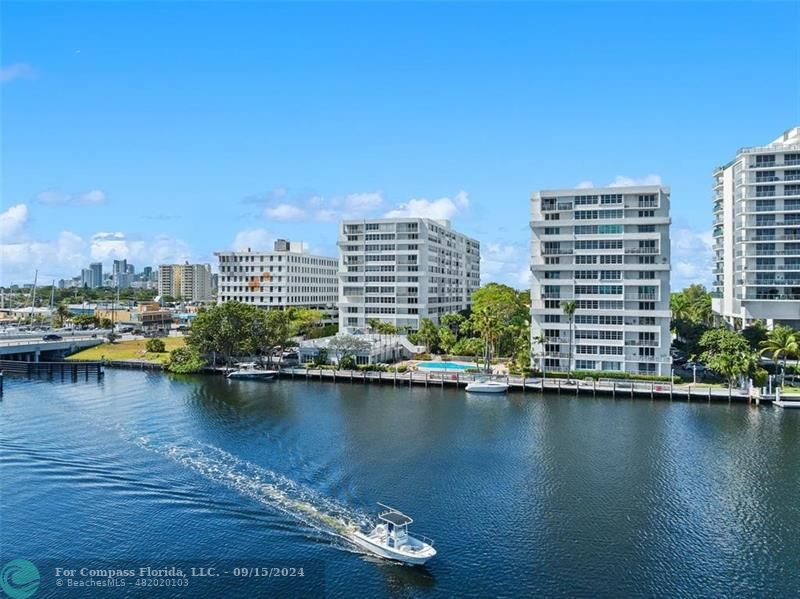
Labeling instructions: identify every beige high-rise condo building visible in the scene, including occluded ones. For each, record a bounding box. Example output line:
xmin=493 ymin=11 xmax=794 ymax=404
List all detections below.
xmin=158 ymin=262 xmax=213 ymax=302
xmin=215 ymin=240 xmax=338 ymax=323
xmin=712 ymin=127 xmax=800 ymax=328
xmin=338 ymin=218 xmax=480 ymax=333
xmin=530 ymin=185 xmax=672 ymax=376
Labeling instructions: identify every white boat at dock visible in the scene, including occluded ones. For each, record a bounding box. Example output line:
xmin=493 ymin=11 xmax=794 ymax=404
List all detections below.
xmin=774 ymin=396 xmax=800 ymax=408
xmin=351 ymin=504 xmax=436 ymax=566
xmin=465 ymin=375 xmax=509 ymax=394
xmin=226 ymin=363 xmax=278 ymax=381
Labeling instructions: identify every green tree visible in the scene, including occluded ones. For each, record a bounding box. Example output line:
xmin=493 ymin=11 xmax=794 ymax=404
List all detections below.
xmin=188 ymin=301 xmax=261 ymax=365
xmin=451 ymin=337 xmax=483 ymax=366
xmin=440 ymin=313 xmax=465 ymax=336
xmin=145 ymin=338 xmax=166 ymax=353
xmin=531 ymin=331 xmax=548 ymax=377
xmin=55 ymin=303 xmax=71 ymax=327
xmin=742 ymin=320 xmax=769 ymax=350
xmin=561 ymin=300 xmax=577 ymax=378
xmin=471 ymin=307 xmax=502 ymax=372
xmin=165 ymin=346 xmax=207 ymax=374
xmin=417 ymin=318 xmax=441 ymax=354
xmin=699 ymin=328 xmax=760 ymax=388
xmin=438 ymin=326 xmax=456 ymax=354
xmin=759 ymin=325 xmax=798 ymax=381
xmin=289 ymin=307 xmax=323 ymax=337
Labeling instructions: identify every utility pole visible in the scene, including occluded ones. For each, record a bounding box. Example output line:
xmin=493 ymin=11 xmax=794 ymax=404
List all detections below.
xmin=29 ymin=269 xmax=38 ymax=325
xmin=50 ymin=280 xmax=55 ymax=328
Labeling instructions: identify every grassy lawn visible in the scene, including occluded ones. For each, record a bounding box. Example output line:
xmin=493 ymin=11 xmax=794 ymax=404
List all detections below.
xmin=66 ymin=337 xmax=186 ymax=364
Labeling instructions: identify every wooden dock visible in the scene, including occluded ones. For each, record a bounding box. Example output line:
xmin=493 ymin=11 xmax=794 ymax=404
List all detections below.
xmin=0 ymin=359 xmax=104 ymax=383
xmin=276 ymin=367 xmax=760 ymax=404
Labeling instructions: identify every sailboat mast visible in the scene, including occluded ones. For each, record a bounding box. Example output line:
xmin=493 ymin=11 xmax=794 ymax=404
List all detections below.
xmin=29 ymin=270 xmax=38 ymax=325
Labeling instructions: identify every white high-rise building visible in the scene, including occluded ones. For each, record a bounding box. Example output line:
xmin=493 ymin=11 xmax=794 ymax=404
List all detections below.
xmin=158 ymin=262 xmax=213 ymax=302
xmin=215 ymin=240 xmax=338 ymax=322
xmin=530 ymin=186 xmax=672 ymax=376
xmin=338 ymin=218 xmax=480 ymax=333
xmin=712 ymin=127 xmax=800 ymax=328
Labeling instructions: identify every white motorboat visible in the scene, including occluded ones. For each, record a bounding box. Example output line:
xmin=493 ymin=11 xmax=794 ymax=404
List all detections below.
xmin=465 ymin=376 xmax=509 ymax=393
xmin=226 ymin=363 xmax=278 ymax=380
xmin=351 ymin=504 xmax=436 ymax=566
xmin=774 ymin=397 xmax=800 ymax=408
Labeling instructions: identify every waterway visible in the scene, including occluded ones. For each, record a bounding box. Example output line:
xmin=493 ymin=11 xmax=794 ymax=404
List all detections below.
xmin=1 ymin=370 xmax=798 ymax=597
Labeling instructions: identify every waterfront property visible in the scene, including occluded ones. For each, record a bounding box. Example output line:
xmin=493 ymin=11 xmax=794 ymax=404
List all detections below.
xmin=158 ymin=262 xmax=214 ymax=303
xmin=298 ymin=333 xmax=420 ymax=366
xmin=416 ymin=360 xmax=474 ymax=371
xmin=530 ymin=185 xmax=672 ymax=376
xmin=712 ymin=126 xmax=800 ymax=328
xmin=215 ymin=239 xmax=338 ymax=324
xmin=337 ymin=218 xmax=481 ymax=333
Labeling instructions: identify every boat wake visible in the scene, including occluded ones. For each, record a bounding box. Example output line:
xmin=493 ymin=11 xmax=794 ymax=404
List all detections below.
xmin=119 ymin=428 xmax=373 ymax=546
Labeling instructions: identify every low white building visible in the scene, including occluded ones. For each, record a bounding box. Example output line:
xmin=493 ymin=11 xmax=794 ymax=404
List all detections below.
xmin=216 ymin=239 xmax=338 ymax=323
xmin=298 ymin=334 xmax=421 ymax=366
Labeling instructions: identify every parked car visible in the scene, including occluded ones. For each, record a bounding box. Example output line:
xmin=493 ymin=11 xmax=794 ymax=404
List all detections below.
xmin=42 ymin=334 xmax=63 ymax=341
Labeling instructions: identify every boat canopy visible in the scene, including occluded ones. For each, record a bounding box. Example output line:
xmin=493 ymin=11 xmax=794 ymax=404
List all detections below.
xmin=378 ymin=505 xmax=413 ymax=526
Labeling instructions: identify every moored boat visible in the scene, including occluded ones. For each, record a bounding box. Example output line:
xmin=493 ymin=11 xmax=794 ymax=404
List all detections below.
xmin=226 ymin=363 xmax=278 ymax=380
xmin=465 ymin=376 xmax=509 ymax=393
xmin=351 ymin=504 xmax=436 ymax=566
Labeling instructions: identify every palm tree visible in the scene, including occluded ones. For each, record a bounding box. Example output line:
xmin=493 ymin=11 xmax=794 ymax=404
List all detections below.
xmin=759 ymin=325 xmax=798 ymax=384
xmin=561 ymin=300 xmax=577 ymax=379
xmin=532 ymin=331 xmax=548 ymax=380
xmin=472 ymin=307 xmax=502 ymax=373
xmin=55 ymin=303 xmax=71 ymax=327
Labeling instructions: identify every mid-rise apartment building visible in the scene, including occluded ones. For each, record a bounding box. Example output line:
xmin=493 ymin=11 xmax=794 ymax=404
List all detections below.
xmin=338 ymin=218 xmax=480 ymax=333
xmin=530 ymin=186 xmax=672 ymax=375
xmin=215 ymin=240 xmax=338 ymax=322
xmin=158 ymin=262 xmax=213 ymax=302
xmin=712 ymin=127 xmax=800 ymax=328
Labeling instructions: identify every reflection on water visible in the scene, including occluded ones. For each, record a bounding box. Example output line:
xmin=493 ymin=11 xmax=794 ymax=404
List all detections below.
xmin=1 ymin=370 xmax=798 ymax=598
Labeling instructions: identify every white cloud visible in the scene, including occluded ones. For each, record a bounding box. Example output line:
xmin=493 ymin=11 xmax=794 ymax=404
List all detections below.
xmin=232 ymin=229 xmax=276 ymax=251
xmin=576 ymin=181 xmax=594 ymax=189
xmin=384 ymin=190 xmax=469 ymax=221
xmin=0 ymin=204 xmax=29 ymax=241
xmin=0 ymin=209 xmax=196 ymax=284
xmin=0 ymin=63 xmax=37 ymax=84
xmin=671 ymin=228 xmax=714 ymax=290
xmin=608 ymin=174 xmax=662 ymax=187
xmin=36 ymin=188 xmax=108 ymax=206
xmin=481 ymin=241 xmax=530 ymax=288
xmin=264 ymin=203 xmax=307 ymax=221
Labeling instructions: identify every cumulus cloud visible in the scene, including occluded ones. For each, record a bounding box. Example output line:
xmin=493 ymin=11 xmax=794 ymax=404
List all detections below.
xmin=36 ymin=188 xmax=108 ymax=206
xmin=264 ymin=203 xmax=307 ymax=221
xmin=608 ymin=174 xmax=662 ymax=187
xmin=384 ymin=191 xmax=469 ymax=221
xmin=576 ymin=181 xmax=594 ymax=189
xmin=232 ymin=228 xmax=276 ymax=251
xmin=0 ymin=204 xmax=29 ymax=241
xmin=0 ymin=63 xmax=37 ymax=84
xmin=481 ymin=241 xmax=530 ymax=288
xmin=671 ymin=228 xmax=714 ymax=290
xmin=0 ymin=206 xmax=196 ymax=283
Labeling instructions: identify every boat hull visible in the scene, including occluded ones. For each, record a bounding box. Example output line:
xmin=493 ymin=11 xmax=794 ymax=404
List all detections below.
xmin=226 ymin=372 xmax=277 ymax=380
xmin=465 ymin=384 xmax=508 ymax=393
xmin=775 ymin=399 xmax=800 ymax=408
xmin=350 ymin=532 xmax=435 ymax=566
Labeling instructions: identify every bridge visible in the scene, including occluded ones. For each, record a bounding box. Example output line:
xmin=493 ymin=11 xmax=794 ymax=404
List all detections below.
xmin=0 ymin=335 xmax=103 ymax=362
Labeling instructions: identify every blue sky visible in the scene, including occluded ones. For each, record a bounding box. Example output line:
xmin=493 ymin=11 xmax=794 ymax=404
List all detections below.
xmin=2 ymin=1 xmax=799 ymax=288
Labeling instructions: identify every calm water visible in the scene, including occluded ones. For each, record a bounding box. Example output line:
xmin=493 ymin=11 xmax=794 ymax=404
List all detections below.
xmin=1 ymin=370 xmax=798 ymax=598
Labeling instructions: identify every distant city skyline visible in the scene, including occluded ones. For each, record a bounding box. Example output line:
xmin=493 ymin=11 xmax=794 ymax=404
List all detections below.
xmin=2 ymin=2 xmax=798 ymax=288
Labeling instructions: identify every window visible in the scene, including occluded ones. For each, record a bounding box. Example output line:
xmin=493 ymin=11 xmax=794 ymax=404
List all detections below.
xmin=544 ymin=227 xmax=561 ymax=235
xmin=638 ymin=224 xmax=656 ymax=233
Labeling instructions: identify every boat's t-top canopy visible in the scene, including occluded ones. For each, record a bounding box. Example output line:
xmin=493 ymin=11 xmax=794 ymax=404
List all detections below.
xmin=378 ymin=504 xmax=413 ymax=527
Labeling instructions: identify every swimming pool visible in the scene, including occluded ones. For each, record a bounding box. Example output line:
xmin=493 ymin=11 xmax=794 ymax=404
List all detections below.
xmin=416 ymin=361 xmax=474 ymax=371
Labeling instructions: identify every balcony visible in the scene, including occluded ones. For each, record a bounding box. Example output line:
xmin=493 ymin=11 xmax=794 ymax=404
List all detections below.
xmin=542 ymin=248 xmax=573 ymax=255
xmin=625 ymin=246 xmax=659 ymax=254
